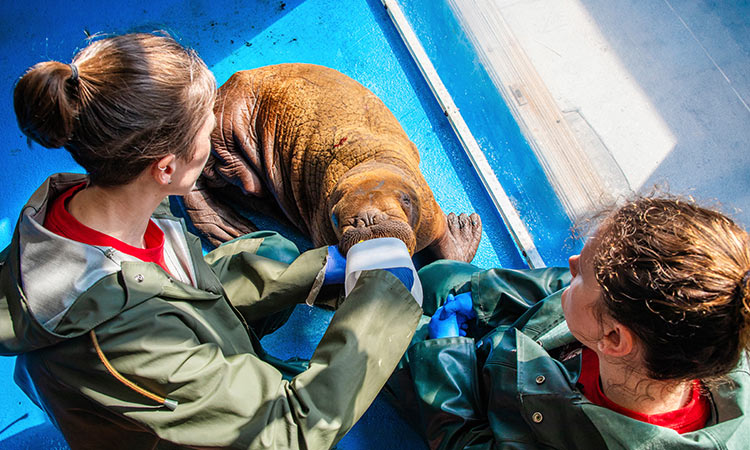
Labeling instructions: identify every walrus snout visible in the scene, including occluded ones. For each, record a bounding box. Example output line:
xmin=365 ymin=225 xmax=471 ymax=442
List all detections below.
xmin=337 ymin=219 xmax=417 ymax=256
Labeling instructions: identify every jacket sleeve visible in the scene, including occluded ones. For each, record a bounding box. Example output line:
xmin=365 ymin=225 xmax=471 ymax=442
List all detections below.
xmin=203 ymin=236 xmax=330 ymax=322
xmin=404 ymin=335 xmax=548 ymax=450
xmin=396 ymin=265 xmax=572 ymax=450
xmin=40 ymin=270 xmax=421 ymax=449
xmin=405 ymin=337 xmax=498 ymax=450
xmin=418 ymin=261 xmax=570 ymax=321
xmin=471 ymin=266 xmax=571 ymax=331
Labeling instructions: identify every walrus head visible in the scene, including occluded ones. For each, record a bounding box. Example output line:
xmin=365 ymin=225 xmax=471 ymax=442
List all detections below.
xmin=328 ymin=162 xmax=421 ymax=256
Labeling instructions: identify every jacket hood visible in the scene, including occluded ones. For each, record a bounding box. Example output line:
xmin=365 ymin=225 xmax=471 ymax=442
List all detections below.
xmin=0 ymin=173 xmax=214 ymax=355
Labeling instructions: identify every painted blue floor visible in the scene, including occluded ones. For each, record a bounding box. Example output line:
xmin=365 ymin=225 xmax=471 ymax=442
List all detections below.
xmin=0 ymin=1 xmax=576 ymax=448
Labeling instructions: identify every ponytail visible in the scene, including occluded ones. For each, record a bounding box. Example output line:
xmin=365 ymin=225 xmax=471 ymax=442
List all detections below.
xmin=14 ymin=61 xmax=80 ymax=149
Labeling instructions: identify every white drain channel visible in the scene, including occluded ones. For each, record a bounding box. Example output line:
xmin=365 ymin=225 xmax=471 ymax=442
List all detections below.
xmin=381 ymin=0 xmax=545 ymax=268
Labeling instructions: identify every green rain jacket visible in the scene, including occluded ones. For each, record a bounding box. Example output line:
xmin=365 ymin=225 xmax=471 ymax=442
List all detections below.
xmin=387 ymin=260 xmax=750 ymax=450
xmin=0 ymin=173 xmax=422 ymax=449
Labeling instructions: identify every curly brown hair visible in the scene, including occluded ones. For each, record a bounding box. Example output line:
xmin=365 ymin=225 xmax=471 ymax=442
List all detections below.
xmin=13 ymin=32 xmax=216 ymax=186
xmin=591 ymin=196 xmax=750 ymax=382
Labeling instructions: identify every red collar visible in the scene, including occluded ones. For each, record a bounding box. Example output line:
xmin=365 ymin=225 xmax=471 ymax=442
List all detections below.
xmin=44 ymin=182 xmax=169 ymax=273
xmin=578 ymin=347 xmax=709 ymax=433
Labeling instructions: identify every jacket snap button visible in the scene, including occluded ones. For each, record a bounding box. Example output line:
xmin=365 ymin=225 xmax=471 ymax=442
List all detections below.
xmin=532 ymin=412 xmax=543 ymax=423
xmin=535 ymin=375 xmax=546 ymax=384
xmin=135 ymin=274 xmax=144 ymax=283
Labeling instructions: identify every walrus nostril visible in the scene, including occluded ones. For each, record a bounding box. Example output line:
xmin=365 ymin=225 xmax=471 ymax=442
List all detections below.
xmin=357 ymin=210 xmax=389 ymax=226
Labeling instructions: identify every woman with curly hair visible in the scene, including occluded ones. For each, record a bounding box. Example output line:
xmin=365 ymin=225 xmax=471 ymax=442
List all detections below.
xmin=390 ymin=196 xmax=750 ymax=449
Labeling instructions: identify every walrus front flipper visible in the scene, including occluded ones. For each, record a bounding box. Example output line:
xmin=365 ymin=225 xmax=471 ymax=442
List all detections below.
xmin=182 ymin=179 xmax=258 ymax=248
xmin=425 ymin=212 xmax=482 ymax=263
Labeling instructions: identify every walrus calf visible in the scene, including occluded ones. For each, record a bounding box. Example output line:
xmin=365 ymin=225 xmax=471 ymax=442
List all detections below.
xmin=183 ymin=63 xmax=482 ymax=262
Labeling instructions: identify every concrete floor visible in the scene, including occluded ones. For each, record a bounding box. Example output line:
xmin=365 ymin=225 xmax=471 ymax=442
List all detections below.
xmin=452 ymin=0 xmax=750 ymax=226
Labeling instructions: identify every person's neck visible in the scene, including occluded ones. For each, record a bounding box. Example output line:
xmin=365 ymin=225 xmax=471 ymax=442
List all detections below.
xmin=597 ymin=352 xmax=693 ymax=415
xmin=66 ymin=180 xmax=165 ymax=248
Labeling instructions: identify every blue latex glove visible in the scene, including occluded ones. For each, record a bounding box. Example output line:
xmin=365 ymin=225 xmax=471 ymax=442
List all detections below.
xmin=323 ymin=245 xmax=347 ymax=285
xmin=428 ymin=292 xmax=476 ymax=339
xmin=384 ymin=267 xmax=414 ymax=291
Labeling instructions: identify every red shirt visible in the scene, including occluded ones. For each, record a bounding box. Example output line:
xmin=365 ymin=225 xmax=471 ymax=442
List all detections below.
xmin=577 ymin=347 xmax=710 ymax=433
xmin=44 ymin=183 xmax=170 ymax=274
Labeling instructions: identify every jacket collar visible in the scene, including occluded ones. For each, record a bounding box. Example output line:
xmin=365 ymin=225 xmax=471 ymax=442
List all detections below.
xmin=513 ymin=296 xmax=750 ymax=448
xmin=1 ymin=173 xmax=223 ymax=354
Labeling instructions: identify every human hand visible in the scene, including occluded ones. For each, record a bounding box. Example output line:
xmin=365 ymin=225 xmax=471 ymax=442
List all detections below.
xmin=323 ymin=245 xmax=346 ymax=285
xmin=428 ymin=292 xmax=476 ymax=339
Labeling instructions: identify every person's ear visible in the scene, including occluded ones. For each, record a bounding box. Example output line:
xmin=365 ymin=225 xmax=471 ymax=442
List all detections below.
xmin=152 ymin=154 xmax=176 ymax=186
xmin=597 ymin=320 xmax=635 ymax=358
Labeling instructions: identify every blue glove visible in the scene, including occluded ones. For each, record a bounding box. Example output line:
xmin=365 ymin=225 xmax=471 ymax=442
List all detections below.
xmin=323 ymin=245 xmax=347 ymax=285
xmin=428 ymin=292 xmax=476 ymax=339
xmin=384 ymin=267 xmax=414 ymax=291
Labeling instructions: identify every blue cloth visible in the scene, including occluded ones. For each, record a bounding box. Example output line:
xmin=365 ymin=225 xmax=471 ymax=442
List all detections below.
xmin=384 ymin=267 xmax=414 ymax=291
xmin=323 ymin=245 xmax=347 ymax=285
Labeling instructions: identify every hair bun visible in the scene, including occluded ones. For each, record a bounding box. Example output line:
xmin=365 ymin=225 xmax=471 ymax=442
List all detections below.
xmin=13 ymin=60 xmax=79 ymax=149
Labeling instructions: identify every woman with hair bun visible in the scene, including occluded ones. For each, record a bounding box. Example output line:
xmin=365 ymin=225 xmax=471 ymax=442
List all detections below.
xmin=0 ymin=32 xmax=422 ymax=449
xmin=389 ymin=195 xmax=750 ymax=449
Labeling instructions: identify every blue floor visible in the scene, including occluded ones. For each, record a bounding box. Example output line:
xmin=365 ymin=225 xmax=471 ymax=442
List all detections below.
xmin=0 ymin=1 xmax=577 ymax=448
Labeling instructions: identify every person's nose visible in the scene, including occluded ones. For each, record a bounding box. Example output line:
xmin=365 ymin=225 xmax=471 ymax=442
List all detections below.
xmin=568 ymin=254 xmax=580 ymax=278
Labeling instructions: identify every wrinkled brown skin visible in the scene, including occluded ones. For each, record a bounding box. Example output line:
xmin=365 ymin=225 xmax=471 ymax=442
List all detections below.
xmin=183 ymin=63 xmax=482 ymax=262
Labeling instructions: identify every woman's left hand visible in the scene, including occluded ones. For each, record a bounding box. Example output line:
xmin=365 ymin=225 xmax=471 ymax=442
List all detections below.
xmin=428 ymin=292 xmax=476 ymax=339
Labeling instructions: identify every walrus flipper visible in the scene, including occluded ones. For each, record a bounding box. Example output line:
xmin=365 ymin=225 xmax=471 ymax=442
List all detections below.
xmin=182 ymin=179 xmax=258 ymax=248
xmin=426 ymin=212 xmax=483 ymax=263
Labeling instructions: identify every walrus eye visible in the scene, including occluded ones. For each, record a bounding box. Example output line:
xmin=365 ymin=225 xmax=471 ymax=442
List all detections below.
xmin=401 ymin=193 xmax=411 ymax=206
